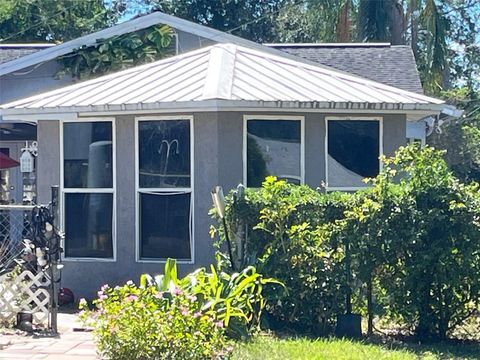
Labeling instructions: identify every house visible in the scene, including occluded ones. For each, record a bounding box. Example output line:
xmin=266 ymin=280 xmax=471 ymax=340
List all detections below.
xmin=0 ymin=13 xmax=446 ymax=297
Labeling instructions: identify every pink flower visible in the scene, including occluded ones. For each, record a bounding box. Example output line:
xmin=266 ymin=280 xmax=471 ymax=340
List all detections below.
xmin=172 ymin=287 xmax=183 ymax=296
xmin=126 ymin=280 xmax=134 ymax=286
xmin=97 ymin=290 xmax=104 ymax=297
xmin=154 ymin=292 xmax=164 ymax=299
xmin=193 ymin=311 xmax=202 ymax=318
xmin=181 ymin=307 xmax=189 ymax=316
xmin=215 ymin=321 xmax=224 ymax=328
xmin=125 ymin=295 xmax=138 ymax=302
xmin=187 ymin=295 xmax=197 ymax=302
xmin=101 ymin=284 xmax=109 ymax=291
xmin=98 ymin=294 xmax=108 ymax=301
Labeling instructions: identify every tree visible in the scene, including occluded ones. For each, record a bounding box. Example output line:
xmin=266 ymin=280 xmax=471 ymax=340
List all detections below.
xmin=144 ymin=0 xmax=292 ymax=43
xmin=0 ymin=0 xmax=127 ymax=43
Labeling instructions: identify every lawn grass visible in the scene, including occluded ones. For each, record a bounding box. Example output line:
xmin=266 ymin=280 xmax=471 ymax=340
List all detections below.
xmin=231 ymin=335 xmax=480 ymax=360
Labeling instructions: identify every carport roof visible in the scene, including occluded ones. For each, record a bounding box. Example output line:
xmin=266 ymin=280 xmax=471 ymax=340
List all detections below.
xmin=0 ymin=43 xmax=444 ymax=117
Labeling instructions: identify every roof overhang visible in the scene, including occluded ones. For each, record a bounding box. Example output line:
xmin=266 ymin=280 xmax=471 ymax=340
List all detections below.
xmin=0 ymin=99 xmax=444 ymax=122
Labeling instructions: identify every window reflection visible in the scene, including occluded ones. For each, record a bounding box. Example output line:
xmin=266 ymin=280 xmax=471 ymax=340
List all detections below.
xmin=247 ymin=119 xmax=301 ymax=187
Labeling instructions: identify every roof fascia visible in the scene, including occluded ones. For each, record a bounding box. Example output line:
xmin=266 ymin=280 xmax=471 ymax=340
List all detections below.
xmin=0 ymin=100 xmax=444 ymax=121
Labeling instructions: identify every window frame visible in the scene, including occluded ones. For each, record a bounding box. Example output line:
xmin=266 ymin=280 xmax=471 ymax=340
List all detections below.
xmin=243 ymin=115 xmax=305 ymax=187
xmin=325 ymin=116 xmax=383 ymax=192
xmin=60 ymin=117 xmax=117 ymax=262
xmin=135 ymin=115 xmax=194 ymax=264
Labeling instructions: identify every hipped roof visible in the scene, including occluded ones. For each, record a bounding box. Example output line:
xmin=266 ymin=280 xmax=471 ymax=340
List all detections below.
xmin=0 ymin=43 xmax=444 ymax=117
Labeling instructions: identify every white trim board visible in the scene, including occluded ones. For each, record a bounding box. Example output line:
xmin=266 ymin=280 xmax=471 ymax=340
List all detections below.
xmin=59 ymin=117 xmax=117 ymax=262
xmin=134 ymin=115 xmax=195 ymax=264
xmin=325 ymin=116 xmax=383 ymax=191
xmin=243 ymin=115 xmax=305 ymax=187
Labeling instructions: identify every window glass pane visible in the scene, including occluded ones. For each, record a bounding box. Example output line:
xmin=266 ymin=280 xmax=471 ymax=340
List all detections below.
xmin=64 ymin=122 xmax=112 ymax=188
xmin=247 ymin=120 xmax=301 ymax=187
xmin=139 ymin=120 xmax=190 ymax=188
xmin=327 ymin=120 xmax=379 ymax=188
xmin=65 ymin=193 xmax=113 ymax=258
xmin=140 ymin=192 xmax=191 ymax=260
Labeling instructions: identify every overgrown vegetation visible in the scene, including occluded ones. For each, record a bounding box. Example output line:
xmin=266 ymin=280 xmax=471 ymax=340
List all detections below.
xmin=56 ymin=24 xmax=173 ymax=79
xmin=212 ymin=144 xmax=480 ymax=341
xmin=80 ymin=258 xmax=282 ymax=359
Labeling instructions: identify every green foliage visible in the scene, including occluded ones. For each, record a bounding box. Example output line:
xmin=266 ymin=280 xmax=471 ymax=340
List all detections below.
xmin=80 ymin=259 xmax=282 ymax=359
xmin=146 ymin=0 xmax=289 ymax=43
xmin=212 ymin=177 xmax=352 ymax=334
xmin=141 ymin=257 xmax=284 ymax=338
xmin=213 ymin=145 xmax=480 ymax=340
xmin=331 ymin=144 xmax=480 ymax=340
xmin=79 ymin=281 xmax=228 ymax=360
xmin=0 ymin=0 xmax=125 ymax=42
xmin=56 ymin=24 xmax=173 ymax=79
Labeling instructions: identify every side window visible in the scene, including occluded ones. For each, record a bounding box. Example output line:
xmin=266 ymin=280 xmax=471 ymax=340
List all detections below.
xmin=326 ymin=119 xmax=381 ymax=189
xmin=136 ymin=119 xmax=192 ymax=261
xmin=245 ymin=117 xmax=303 ymax=187
xmin=62 ymin=121 xmax=114 ymax=259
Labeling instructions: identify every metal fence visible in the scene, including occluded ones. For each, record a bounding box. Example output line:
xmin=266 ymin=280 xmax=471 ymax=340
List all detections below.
xmin=0 ymin=199 xmax=61 ymax=332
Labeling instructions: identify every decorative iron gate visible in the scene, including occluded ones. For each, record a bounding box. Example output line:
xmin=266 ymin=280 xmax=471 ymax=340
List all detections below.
xmin=0 ymin=189 xmax=62 ymax=332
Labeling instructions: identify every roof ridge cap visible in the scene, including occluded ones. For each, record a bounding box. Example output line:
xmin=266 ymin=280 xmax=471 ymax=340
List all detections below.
xmin=202 ymin=44 xmax=236 ymax=100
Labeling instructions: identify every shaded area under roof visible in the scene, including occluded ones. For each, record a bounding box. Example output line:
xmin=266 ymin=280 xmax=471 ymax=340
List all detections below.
xmin=267 ymin=43 xmax=424 ymax=94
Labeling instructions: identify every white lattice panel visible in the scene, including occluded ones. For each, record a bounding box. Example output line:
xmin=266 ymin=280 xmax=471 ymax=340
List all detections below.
xmin=0 ymin=270 xmax=50 ymax=325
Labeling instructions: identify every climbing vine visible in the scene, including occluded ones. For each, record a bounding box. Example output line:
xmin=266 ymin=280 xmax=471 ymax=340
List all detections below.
xmin=56 ymin=24 xmax=174 ymax=79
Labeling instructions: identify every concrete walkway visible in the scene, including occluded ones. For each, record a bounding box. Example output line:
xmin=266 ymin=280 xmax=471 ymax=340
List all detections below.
xmin=0 ymin=313 xmax=98 ymax=359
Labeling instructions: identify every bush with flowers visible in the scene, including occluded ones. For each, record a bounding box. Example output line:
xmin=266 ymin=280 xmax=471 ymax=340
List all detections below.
xmin=79 ymin=258 xmax=282 ymax=359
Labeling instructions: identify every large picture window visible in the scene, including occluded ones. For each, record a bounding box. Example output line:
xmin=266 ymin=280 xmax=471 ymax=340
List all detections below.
xmin=136 ymin=117 xmax=193 ymax=262
xmin=62 ymin=120 xmax=115 ymax=259
xmin=244 ymin=116 xmax=303 ymax=187
xmin=326 ymin=118 xmax=382 ymax=190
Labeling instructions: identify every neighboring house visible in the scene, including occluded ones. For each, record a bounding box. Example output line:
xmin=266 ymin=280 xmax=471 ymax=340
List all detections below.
xmin=0 ymin=12 xmax=446 ymax=297
xmin=0 ymin=44 xmax=55 ymax=204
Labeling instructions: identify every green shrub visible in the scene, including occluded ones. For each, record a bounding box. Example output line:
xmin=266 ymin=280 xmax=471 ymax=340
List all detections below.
xmin=212 ymin=177 xmax=352 ymax=334
xmin=213 ymin=145 xmax=480 ymax=340
xmin=80 ymin=259 xmax=282 ymax=359
xmin=80 ymin=282 xmax=228 ymax=360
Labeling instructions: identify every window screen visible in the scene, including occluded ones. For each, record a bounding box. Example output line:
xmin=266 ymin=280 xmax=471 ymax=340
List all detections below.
xmin=64 ymin=192 xmax=113 ymax=258
xmin=62 ymin=121 xmax=114 ymax=259
xmin=327 ymin=120 xmax=380 ymax=188
xmin=64 ymin=122 xmax=112 ymax=188
xmin=138 ymin=120 xmax=190 ymax=188
xmin=137 ymin=119 xmax=192 ymax=261
xmin=139 ymin=192 xmax=191 ymax=260
xmin=246 ymin=119 xmax=301 ymax=187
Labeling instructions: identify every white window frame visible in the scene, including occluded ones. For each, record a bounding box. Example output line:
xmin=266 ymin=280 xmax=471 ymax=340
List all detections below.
xmin=60 ymin=117 xmax=117 ymax=262
xmin=243 ymin=115 xmax=305 ymax=186
xmin=325 ymin=116 xmax=383 ymax=192
xmin=135 ymin=116 xmax=194 ymax=264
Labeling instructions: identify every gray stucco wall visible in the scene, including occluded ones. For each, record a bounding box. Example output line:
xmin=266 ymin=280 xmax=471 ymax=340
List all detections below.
xmin=36 ymin=111 xmax=406 ymax=298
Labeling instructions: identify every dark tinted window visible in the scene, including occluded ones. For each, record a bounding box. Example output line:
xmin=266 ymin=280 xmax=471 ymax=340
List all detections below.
xmin=140 ymin=192 xmax=191 ymax=260
xmin=139 ymin=120 xmax=190 ymax=188
xmin=327 ymin=120 xmax=380 ymax=188
xmin=64 ymin=122 xmax=112 ymax=188
xmin=64 ymin=193 xmax=113 ymax=258
xmin=247 ymin=119 xmax=301 ymax=187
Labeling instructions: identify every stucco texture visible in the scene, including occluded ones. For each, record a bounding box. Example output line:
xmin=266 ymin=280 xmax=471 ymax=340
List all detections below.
xmin=36 ymin=111 xmax=406 ymax=298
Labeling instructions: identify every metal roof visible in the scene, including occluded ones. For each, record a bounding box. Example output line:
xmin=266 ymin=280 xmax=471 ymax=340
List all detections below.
xmin=0 ymin=43 xmax=444 ymax=116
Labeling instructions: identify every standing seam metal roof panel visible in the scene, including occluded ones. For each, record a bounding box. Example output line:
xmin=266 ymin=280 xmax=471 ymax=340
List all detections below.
xmin=0 ymin=43 xmax=443 ymax=113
